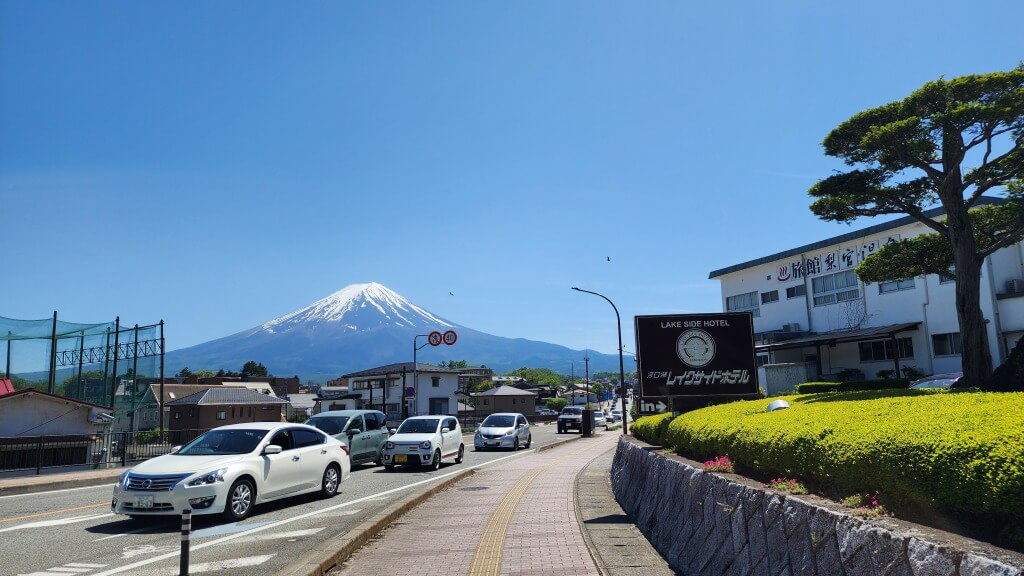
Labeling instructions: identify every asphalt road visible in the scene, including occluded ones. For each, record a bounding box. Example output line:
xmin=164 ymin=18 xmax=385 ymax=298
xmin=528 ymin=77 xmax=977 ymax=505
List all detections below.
xmin=0 ymin=424 xmax=598 ymax=576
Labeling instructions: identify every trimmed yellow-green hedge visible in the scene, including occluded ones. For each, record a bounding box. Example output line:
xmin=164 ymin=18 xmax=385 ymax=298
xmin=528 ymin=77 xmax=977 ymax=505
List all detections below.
xmin=795 ymin=379 xmax=910 ymax=394
xmin=663 ymin=390 xmax=1024 ymax=522
xmin=631 ymin=413 xmax=675 ymax=445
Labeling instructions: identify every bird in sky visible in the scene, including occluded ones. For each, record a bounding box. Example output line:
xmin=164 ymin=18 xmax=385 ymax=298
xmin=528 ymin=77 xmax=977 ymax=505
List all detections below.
xmin=607 ymin=256 xmax=611 ymax=262
xmin=449 ymin=292 xmax=454 ymax=296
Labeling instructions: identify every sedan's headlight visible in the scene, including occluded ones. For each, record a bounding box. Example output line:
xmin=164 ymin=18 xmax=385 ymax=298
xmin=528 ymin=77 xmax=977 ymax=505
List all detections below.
xmin=385 ymin=441 xmax=395 ymax=450
xmin=187 ymin=468 xmax=227 ymax=487
xmin=117 ymin=471 xmax=130 ymax=488
xmin=418 ymin=440 xmax=432 ymax=450
xmin=474 ymin=431 xmax=481 ymax=438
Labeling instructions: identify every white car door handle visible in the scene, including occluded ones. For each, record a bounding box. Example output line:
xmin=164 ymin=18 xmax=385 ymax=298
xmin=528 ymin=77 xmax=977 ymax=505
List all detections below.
xmin=320 ymin=449 xmax=327 ymax=454
xmin=292 ymin=455 xmax=301 ymax=461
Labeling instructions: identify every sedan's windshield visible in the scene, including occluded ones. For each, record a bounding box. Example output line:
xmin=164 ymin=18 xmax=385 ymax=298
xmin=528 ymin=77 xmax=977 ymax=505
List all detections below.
xmin=305 ymin=416 xmax=349 ymax=435
xmin=397 ymin=419 xmax=440 ymax=434
xmin=561 ymin=407 xmax=583 ymax=415
xmin=178 ymin=429 xmax=267 ymax=455
xmin=482 ymin=415 xmax=515 ymax=428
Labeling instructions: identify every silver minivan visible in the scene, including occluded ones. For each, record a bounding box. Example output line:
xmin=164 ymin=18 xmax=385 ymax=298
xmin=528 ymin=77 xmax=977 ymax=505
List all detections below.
xmin=306 ymin=410 xmax=389 ymax=467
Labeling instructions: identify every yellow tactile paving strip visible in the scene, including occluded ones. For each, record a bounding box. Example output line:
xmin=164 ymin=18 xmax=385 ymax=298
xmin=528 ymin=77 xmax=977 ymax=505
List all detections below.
xmin=467 ymin=443 xmax=596 ymax=576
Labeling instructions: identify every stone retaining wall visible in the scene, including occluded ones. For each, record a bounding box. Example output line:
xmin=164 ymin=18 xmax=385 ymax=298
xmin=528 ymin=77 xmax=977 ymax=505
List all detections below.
xmin=611 ymin=436 xmax=1023 ymax=576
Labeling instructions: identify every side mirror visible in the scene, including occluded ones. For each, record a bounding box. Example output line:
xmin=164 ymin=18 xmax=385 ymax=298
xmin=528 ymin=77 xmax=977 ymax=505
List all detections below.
xmin=263 ymin=444 xmax=283 ymax=455
xmin=388 ymin=428 xmax=397 ymax=435
xmin=441 ymin=427 xmax=450 ymax=434
xmin=347 ymin=428 xmax=362 ymax=437
xmin=170 ymin=445 xmax=182 ymax=454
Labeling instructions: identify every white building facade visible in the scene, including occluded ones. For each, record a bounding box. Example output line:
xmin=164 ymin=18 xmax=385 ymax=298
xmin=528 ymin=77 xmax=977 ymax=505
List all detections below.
xmin=337 ymin=362 xmax=461 ymax=421
xmin=709 ymin=203 xmax=1024 ymax=392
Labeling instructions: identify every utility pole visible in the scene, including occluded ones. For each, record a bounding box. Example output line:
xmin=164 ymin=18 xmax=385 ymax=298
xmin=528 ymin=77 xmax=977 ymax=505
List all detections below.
xmin=584 ymin=353 xmax=590 ymax=407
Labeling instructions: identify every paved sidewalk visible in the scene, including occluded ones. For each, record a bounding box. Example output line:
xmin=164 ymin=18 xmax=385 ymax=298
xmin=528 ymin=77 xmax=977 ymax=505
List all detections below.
xmin=329 ymin=430 xmax=670 ymax=576
xmin=0 ymin=467 xmax=121 ymax=496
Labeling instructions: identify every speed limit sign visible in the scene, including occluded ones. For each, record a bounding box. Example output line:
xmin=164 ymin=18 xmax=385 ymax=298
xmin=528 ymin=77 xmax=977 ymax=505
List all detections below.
xmin=442 ymin=330 xmax=458 ymax=345
xmin=428 ymin=331 xmax=443 ymax=346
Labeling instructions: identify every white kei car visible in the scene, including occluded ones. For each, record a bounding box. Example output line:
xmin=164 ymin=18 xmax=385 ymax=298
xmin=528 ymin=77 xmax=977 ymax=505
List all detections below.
xmin=112 ymin=422 xmax=351 ymax=521
xmin=382 ymin=415 xmax=464 ymax=470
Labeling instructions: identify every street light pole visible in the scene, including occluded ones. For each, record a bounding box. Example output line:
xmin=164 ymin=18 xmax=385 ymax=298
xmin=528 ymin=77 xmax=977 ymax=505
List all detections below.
xmin=412 ymin=334 xmax=430 ymax=417
xmin=572 ymin=287 xmax=629 ymax=435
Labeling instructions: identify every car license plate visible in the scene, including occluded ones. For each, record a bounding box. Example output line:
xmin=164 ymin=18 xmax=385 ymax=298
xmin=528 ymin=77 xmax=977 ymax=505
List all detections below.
xmin=394 ymin=454 xmax=407 ymax=463
xmin=133 ymin=495 xmax=154 ymax=509
xmin=486 ymin=441 xmax=497 ymax=446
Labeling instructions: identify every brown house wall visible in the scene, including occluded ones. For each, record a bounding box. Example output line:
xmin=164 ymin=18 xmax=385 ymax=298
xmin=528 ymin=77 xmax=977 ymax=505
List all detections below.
xmin=476 ymin=396 xmax=536 ymax=416
xmin=169 ymin=404 xmax=283 ymax=432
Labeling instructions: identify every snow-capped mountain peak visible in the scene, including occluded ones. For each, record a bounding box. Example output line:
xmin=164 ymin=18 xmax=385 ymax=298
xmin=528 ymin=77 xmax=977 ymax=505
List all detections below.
xmin=259 ymin=282 xmax=454 ymax=333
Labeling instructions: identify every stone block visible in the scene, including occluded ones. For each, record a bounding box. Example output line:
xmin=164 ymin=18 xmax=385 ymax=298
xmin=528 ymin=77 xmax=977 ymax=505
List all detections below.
xmin=808 ymin=507 xmax=841 ymax=551
xmin=782 ymin=498 xmax=814 ymax=539
xmin=813 ymin=532 xmax=843 ymax=576
xmin=960 ymin=553 xmax=1023 ymax=576
xmin=906 ymin=537 xmax=959 ymax=576
xmin=784 ymin=523 xmax=817 ymax=576
xmin=747 ymin=501 xmax=770 ymax=570
xmin=764 ymin=505 xmax=792 ymax=576
xmin=836 ymin=517 xmax=877 ymax=576
xmin=764 ymin=494 xmax=784 ymax=527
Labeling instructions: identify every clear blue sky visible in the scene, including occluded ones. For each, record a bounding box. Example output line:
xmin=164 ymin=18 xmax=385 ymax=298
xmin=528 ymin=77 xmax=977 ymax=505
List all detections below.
xmin=2 ymin=2 xmax=1022 ymax=364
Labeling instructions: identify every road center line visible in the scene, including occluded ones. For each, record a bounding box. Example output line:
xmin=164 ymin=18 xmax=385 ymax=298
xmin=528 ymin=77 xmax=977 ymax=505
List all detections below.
xmin=88 ymin=445 xmax=554 ymax=576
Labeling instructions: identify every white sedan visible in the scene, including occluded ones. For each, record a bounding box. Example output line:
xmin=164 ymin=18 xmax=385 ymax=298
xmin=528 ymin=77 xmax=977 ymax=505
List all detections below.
xmin=112 ymin=422 xmax=351 ymax=521
xmin=382 ymin=415 xmax=464 ymax=470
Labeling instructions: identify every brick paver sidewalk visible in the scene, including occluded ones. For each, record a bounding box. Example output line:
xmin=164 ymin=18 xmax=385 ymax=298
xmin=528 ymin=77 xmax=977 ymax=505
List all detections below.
xmin=332 ymin=431 xmax=620 ymax=576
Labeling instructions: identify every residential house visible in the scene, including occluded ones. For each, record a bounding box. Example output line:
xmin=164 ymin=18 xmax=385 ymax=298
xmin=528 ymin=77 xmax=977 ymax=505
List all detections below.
xmin=473 ymin=385 xmax=537 ymax=416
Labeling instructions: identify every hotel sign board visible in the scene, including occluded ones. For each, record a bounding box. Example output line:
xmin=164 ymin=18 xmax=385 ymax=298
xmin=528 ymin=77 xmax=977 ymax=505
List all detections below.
xmin=635 ymin=313 xmax=759 ymax=415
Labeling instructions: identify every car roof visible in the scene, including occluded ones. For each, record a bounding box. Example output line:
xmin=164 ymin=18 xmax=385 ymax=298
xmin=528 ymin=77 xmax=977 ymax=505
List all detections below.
xmin=484 ymin=412 xmax=522 ymax=418
xmin=211 ymin=422 xmax=310 ymax=431
xmin=405 ymin=415 xmax=450 ymax=420
xmin=311 ymin=410 xmax=382 ymax=417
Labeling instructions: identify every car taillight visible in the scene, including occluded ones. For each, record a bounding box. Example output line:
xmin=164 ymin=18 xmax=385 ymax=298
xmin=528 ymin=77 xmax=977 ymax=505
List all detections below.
xmin=340 ymin=444 xmax=350 ymax=455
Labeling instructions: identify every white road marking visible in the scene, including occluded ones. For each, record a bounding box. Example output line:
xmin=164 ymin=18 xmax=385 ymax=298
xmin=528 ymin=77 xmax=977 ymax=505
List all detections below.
xmin=18 ymin=564 xmax=107 ymax=576
xmin=233 ymin=527 xmax=324 ymax=543
xmin=121 ymin=544 xmax=178 ymax=559
xmin=87 ymin=448 xmax=553 ymax=576
xmin=148 ymin=554 xmax=275 ymax=575
xmin=0 ymin=513 xmax=114 ymax=533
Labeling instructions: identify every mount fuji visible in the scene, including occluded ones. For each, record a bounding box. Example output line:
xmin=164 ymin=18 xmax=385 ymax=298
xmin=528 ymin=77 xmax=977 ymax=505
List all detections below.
xmin=165 ymin=282 xmax=622 ymax=381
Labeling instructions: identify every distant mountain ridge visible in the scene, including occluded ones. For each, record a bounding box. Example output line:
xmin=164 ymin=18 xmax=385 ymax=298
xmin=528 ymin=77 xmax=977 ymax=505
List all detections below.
xmin=165 ymin=282 xmax=623 ymax=381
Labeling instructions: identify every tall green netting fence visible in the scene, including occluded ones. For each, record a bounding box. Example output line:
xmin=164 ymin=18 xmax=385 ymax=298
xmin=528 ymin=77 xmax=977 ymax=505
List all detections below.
xmin=1 ymin=314 xmax=165 ymax=431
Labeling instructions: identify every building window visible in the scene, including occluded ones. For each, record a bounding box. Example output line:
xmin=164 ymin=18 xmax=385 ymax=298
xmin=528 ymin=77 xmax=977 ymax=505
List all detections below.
xmin=216 ymin=411 xmax=227 ymax=420
xmin=932 ymin=332 xmax=962 ymax=356
xmin=879 ymin=278 xmax=916 ymax=294
xmin=811 ymin=270 xmax=860 ymax=306
xmin=432 ymin=377 xmax=440 ymax=388
xmin=858 ymin=338 xmax=914 ymax=362
xmin=786 ymin=285 xmax=806 ymax=299
xmin=174 ymin=411 xmax=180 ymax=420
xmin=756 ymin=354 xmax=770 ymax=367
xmin=726 ymin=291 xmax=760 ymax=317
xmin=761 ymin=290 xmax=779 ymax=304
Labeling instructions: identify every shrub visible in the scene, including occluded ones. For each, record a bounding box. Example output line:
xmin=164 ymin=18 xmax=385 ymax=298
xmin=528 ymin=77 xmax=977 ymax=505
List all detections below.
xmin=796 ymin=379 xmax=910 ymax=394
xmin=703 ymin=455 xmax=735 ymax=473
xmin=662 ymin=390 xmax=1024 ymax=526
xmin=876 ymin=369 xmax=896 ymax=379
xmin=834 ymin=368 xmax=864 ymax=381
xmin=545 ymin=397 xmax=568 ymax=411
xmin=769 ymin=477 xmax=808 ymax=494
xmin=631 ymin=413 xmax=675 ymax=445
xmin=841 ymin=493 xmax=888 ymax=517
xmin=901 ymin=366 xmax=926 ymax=380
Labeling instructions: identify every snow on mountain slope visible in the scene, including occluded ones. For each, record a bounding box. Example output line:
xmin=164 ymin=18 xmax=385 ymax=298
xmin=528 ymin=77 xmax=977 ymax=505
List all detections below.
xmin=259 ymin=282 xmax=455 ymax=333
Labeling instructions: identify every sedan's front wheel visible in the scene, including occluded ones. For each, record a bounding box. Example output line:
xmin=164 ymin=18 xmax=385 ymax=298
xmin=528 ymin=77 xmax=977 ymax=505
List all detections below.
xmin=321 ymin=465 xmax=340 ymax=498
xmin=224 ymin=478 xmax=255 ymax=522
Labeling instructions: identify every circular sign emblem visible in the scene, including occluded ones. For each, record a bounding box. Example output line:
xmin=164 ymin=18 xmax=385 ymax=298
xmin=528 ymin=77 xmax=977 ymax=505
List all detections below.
xmin=676 ymin=329 xmax=716 ymax=368
xmin=428 ymin=331 xmax=443 ymax=346
xmin=442 ymin=330 xmax=458 ymax=345
xmin=141 ymin=478 xmax=152 ymax=489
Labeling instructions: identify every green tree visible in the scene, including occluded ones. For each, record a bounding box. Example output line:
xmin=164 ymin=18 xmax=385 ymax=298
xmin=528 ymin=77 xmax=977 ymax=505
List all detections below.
xmin=241 ymin=361 xmax=269 ymax=378
xmin=809 ymin=66 xmax=1024 ymax=389
xmin=545 ymin=397 xmax=568 ymax=412
xmin=193 ymin=369 xmax=216 ymax=378
xmin=176 ymin=367 xmax=193 ymax=378
xmin=506 ymin=367 xmax=563 ymax=387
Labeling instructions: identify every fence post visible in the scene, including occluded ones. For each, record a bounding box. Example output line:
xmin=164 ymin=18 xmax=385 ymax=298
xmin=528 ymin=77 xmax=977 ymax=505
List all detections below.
xmin=35 ymin=436 xmax=44 ymax=475
xmin=121 ymin=432 xmax=128 ymax=467
xmin=179 ymin=508 xmax=191 ymax=576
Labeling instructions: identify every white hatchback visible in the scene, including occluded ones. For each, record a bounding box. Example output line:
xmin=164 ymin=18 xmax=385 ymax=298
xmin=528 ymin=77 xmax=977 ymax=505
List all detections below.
xmin=382 ymin=415 xmax=464 ymax=470
xmin=112 ymin=422 xmax=351 ymax=521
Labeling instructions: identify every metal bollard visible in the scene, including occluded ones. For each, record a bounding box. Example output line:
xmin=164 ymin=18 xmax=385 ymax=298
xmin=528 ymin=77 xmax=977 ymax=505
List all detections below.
xmin=179 ymin=509 xmax=191 ymax=576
